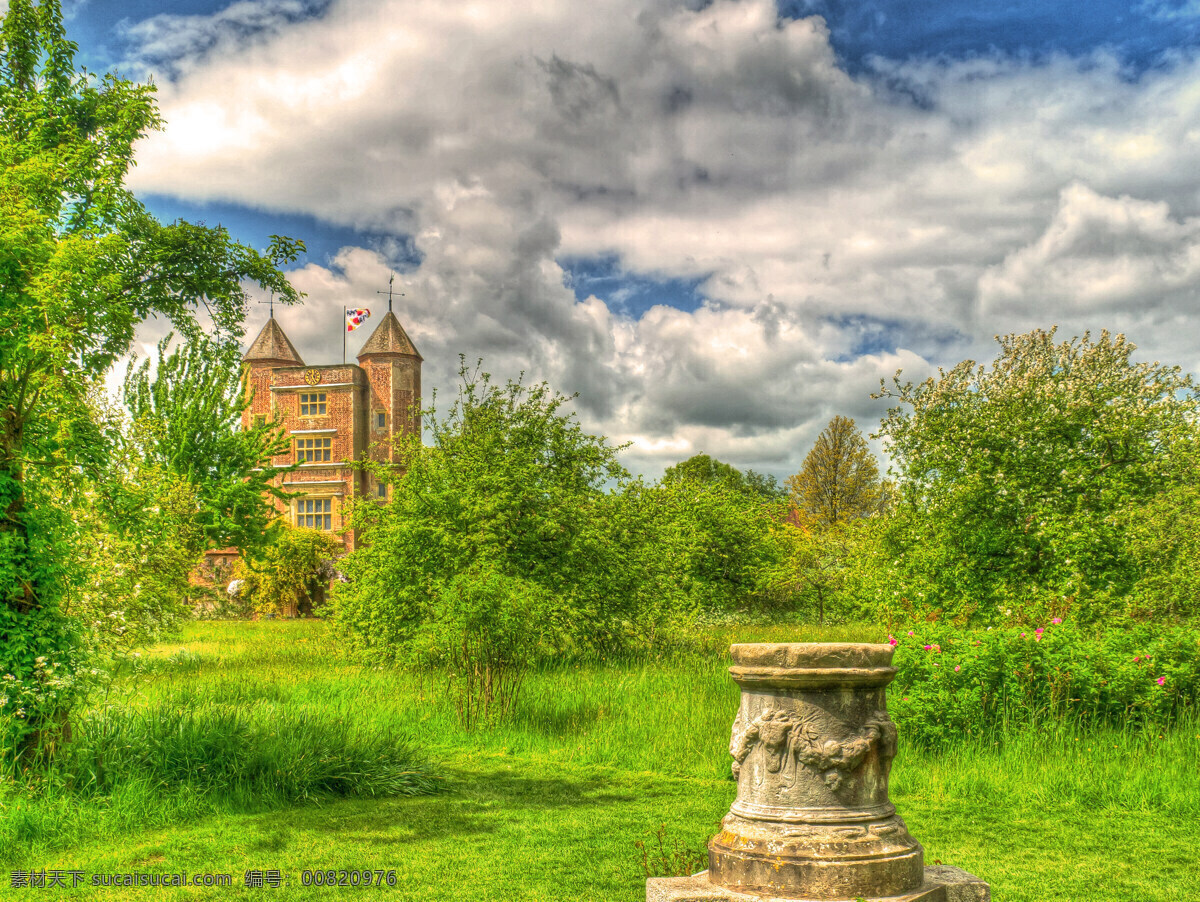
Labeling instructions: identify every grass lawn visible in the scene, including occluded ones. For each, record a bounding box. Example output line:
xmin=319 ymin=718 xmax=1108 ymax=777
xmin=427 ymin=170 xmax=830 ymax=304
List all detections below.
xmin=3 ymin=620 xmax=1198 ymax=901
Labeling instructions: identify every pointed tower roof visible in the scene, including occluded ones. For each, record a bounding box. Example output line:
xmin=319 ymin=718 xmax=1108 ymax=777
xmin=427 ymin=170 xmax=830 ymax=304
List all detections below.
xmin=357 ymin=311 xmax=422 ymax=361
xmin=243 ymin=317 xmax=305 ymax=367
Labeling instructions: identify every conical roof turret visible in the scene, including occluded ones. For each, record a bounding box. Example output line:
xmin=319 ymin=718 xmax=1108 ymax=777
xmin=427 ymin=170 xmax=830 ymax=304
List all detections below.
xmin=244 ymin=317 xmax=305 ymax=367
xmin=356 ymin=311 xmax=422 ymax=361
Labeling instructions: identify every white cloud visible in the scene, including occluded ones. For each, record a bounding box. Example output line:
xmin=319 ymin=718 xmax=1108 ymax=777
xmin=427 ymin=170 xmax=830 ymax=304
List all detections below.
xmin=123 ymin=0 xmax=1200 ymax=478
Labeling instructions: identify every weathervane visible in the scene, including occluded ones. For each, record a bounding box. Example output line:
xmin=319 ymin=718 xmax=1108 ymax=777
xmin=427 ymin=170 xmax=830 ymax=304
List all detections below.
xmin=377 ymin=273 xmax=404 ymax=313
xmin=257 ymin=292 xmax=276 ymax=318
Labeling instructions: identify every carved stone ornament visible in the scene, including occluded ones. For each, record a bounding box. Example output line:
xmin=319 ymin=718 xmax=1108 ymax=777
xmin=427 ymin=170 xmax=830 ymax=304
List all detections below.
xmin=303 ymin=368 xmax=322 ymax=386
xmin=646 ymin=643 xmax=990 ymax=902
xmin=709 ymin=644 xmax=923 ymax=900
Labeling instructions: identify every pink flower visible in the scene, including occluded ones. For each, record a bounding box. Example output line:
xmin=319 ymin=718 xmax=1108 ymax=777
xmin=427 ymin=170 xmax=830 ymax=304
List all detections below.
xmin=954 ymin=665 xmax=961 ymax=672
xmin=1020 ymin=632 xmax=1026 ymax=638
xmin=888 ymin=636 xmax=898 ymax=646
xmin=1134 ymin=656 xmax=1141 ymax=663
xmin=1156 ymin=677 xmax=1166 ymax=686
xmin=934 ymin=644 xmax=941 ymax=652
xmin=907 ymin=630 xmax=914 ymax=636
xmin=923 ymin=645 xmax=933 ymax=650
xmin=1051 ymin=618 xmax=1062 ymax=625
xmin=1035 ymin=627 xmax=1044 ymax=634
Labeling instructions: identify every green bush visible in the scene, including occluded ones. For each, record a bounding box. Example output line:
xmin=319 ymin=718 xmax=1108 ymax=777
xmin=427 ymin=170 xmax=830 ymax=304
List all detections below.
xmin=888 ymin=619 xmax=1200 ymax=747
xmin=236 ymin=525 xmax=340 ymax=617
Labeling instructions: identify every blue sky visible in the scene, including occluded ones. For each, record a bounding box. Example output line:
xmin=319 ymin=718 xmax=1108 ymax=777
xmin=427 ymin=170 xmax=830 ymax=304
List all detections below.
xmin=55 ymin=0 xmax=1200 ymax=476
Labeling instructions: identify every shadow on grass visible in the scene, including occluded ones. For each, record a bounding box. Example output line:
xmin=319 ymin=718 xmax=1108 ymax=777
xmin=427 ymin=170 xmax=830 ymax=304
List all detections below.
xmin=237 ymin=767 xmax=643 ymax=847
xmin=511 ymin=701 xmax=605 ymax=738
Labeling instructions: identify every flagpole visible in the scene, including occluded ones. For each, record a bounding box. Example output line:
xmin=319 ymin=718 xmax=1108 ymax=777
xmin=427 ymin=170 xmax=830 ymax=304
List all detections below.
xmin=343 ymin=306 xmax=347 ymax=365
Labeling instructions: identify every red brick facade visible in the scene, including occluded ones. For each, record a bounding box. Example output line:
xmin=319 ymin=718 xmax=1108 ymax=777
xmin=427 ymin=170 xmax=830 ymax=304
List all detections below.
xmin=240 ymin=313 xmax=422 ymax=553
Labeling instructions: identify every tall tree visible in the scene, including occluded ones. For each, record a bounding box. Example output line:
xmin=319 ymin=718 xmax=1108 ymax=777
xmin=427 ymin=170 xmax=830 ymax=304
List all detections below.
xmin=872 ymin=328 xmax=1200 ymax=622
xmin=0 ymin=0 xmax=301 ymax=759
xmin=123 ymin=334 xmax=293 ymax=555
xmin=787 ymin=416 xmax=882 ymax=526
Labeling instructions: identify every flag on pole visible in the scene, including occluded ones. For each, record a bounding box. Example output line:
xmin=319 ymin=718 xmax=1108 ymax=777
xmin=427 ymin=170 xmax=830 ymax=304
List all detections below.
xmin=346 ymin=308 xmax=371 ymax=332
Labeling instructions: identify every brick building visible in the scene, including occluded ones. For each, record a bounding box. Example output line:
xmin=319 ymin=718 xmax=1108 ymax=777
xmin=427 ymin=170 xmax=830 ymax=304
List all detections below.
xmin=240 ymin=310 xmax=422 ymax=552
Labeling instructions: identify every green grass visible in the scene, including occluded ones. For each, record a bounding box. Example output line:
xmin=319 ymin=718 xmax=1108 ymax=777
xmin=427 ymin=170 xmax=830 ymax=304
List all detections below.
xmin=2 ymin=619 xmax=1198 ymax=901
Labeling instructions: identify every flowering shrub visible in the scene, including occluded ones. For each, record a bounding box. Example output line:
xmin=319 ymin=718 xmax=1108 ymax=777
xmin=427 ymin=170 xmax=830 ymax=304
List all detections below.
xmin=887 ymin=619 xmax=1200 ymax=747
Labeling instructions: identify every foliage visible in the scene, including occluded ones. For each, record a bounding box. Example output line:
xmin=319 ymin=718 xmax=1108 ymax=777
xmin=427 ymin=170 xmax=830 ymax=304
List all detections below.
xmin=663 ymin=452 xmax=787 ymax=501
xmin=234 ymin=525 xmax=340 ymax=618
xmin=1119 ymin=459 xmax=1200 ymax=622
xmin=642 ymin=477 xmax=791 ymax=616
xmin=889 ymin=619 xmax=1200 ymax=747
xmin=786 ymin=416 xmax=884 ymax=527
xmin=0 ymin=0 xmax=301 ymax=758
xmin=335 ymin=362 xmax=681 ymax=725
xmin=123 ymin=333 xmax=293 ymax=554
xmin=67 ymin=462 xmax=204 ymax=656
xmin=871 ymin=328 xmax=1200 ymax=623
xmin=3 ymin=401 xmax=209 ymax=771
xmin=764 ymin=520 xmax=869 ymax=624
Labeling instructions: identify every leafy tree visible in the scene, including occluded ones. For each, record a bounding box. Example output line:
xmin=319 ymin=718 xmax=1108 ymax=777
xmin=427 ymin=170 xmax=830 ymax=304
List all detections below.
xmin=0 ymin=0 xmax=301 ymax=760
xmin=664 ymin=453 xmax=787 ymax=502
xmin=644 ymin=478 xmax=789 ymax=615
xmin=68 ymin=454 xmax=206 ymax=660
xmin=786 ymin=416 xmax=883 ymax=527
xmin=871 ymin=328 xmax=1200 ymax=623
xmin=743 ymin=468 xmax=789 ymax=502
xmin=235 ymin=525 xmax=340 ymax=618
xmin=335 ymin=362 xmax=675 ymax=726
xmin=1119 ymin=451 xmax=1200 ymax=621
xmin=123 ymin=333 xmax=292 ymax=554
xmin=664 ymin=453 xmax=743 ymax=489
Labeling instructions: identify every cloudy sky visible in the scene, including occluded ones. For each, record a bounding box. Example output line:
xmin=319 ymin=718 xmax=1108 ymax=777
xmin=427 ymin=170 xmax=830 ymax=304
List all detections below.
xmin=60 ymin=0 xmax=1200 ymax=479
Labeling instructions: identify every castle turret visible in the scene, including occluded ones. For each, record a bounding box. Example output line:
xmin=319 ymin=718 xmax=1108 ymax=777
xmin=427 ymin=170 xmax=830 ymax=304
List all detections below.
xmin=356 ymin=311 xmax=422 ymax=470
xmin=242 ymin=317 xmax=305 ymax=431
xmin=244 ymin=316 xmax=305 ymax=368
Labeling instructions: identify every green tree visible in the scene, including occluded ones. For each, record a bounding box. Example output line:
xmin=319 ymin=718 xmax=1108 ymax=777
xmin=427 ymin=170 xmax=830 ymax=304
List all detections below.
xmin=646 ymin=478 xmax=788 ymax=615
xmin=123 ymin=333 xmax=293 ymax=554
xmin=335 ymin=362 xmax=674 ymax=726
xmin=786 ymin=416 xmax=883 ymax=527
xmin=664 ymin=453 xmax=786 ymax=502
xmin=872 ymin=328 xmax=1200 ymax=623
xmin=235 ymin=525 xmax=340 ymax=618
xmin=0 ymin=0 xmax=301 ymax=761
xmin=1119 ymin=449 xmax=1200 ymax=621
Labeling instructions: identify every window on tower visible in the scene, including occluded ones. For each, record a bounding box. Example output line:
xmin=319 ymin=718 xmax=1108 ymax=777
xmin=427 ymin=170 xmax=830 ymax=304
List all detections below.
xmin=296 ymin=437 xmax=332 ymax=463
xmin=299 ymin=392 xmax=327 ymax=416
xmin=295 ymin=497 xmax=333 ymax=530
xmin=376 ymin=411 xmax=387 ymax=429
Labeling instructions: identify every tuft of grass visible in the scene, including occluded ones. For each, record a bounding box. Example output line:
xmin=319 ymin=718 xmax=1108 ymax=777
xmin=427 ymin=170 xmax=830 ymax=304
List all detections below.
xmin=0 ymin=663 xmax=442 ymax=859
xmin=61 ymin=697 xmax=441 ymax=804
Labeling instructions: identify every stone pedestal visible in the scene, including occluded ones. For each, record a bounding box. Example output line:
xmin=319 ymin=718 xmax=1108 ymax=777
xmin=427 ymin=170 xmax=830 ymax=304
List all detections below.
xmin=648 ymin=643 xmax=989 ymax=902
xmin=647 ymin=866 xmax=990 ymax=902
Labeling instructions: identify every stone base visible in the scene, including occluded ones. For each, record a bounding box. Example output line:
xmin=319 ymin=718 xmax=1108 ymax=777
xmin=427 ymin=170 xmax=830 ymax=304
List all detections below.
xmin=647 ymin=867 xmax=989 ymax=902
